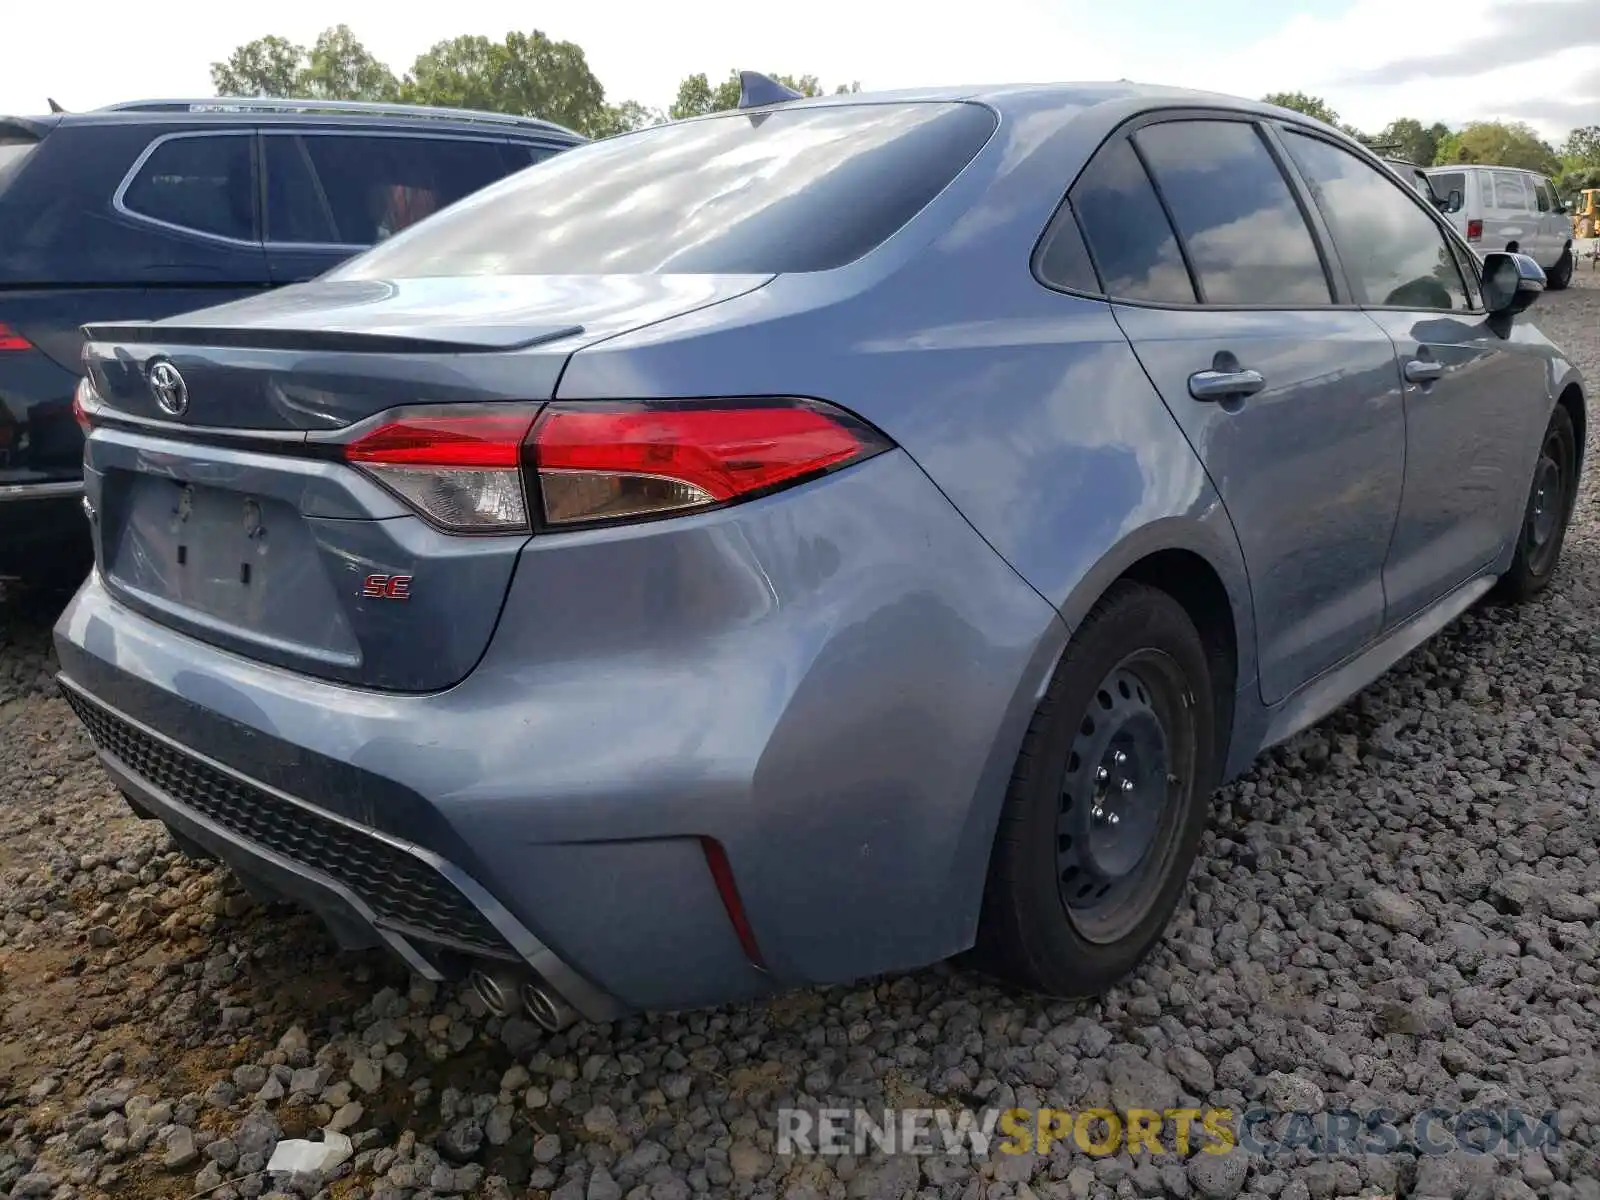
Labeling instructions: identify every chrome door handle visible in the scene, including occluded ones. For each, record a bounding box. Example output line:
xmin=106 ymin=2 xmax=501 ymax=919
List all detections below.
xmin=1404 ymin=358 xmax=1445 ymax=384
xmin=1188 ymin=368 xmax=1265 ymax=402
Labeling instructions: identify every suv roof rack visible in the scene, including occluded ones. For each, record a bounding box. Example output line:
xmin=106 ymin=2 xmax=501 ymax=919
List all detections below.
xmin=97 ymin=97 xmax=581 ymax=137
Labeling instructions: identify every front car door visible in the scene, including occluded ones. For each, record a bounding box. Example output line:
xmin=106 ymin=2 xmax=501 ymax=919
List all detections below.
xmin=1070 ymin=113 xmax=1408 ymax=705
xmin=1276 ymin=130 xmax=1549 ymax=625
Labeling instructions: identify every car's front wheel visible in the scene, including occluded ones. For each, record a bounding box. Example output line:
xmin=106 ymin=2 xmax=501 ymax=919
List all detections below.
xmin=1494 ymin=402 xmax=1580 ymax=603
xmin=973 ymin=580 xmax=1219 ymax=997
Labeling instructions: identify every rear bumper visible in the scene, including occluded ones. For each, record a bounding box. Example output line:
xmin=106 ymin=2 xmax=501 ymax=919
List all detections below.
xmin=54 ymin=450 xmax=1067 ymax=1015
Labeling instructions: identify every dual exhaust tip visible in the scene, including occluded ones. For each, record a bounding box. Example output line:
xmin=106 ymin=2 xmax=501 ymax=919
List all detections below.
xmin=468 ymin=966 xmax=576 ymax=1032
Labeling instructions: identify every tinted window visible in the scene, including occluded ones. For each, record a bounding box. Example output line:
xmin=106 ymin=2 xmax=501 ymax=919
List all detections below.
xmin=1430 ymin=170 xmax=1465 ymax=209
xmin=1071 ymin=139 xmax=1195 ymax=303
xmin=1534 ymin=179 xmax=1552 ymax=212
xmin=1135 ymin=120 xmax=1329 ymax=305
xmin=1284 ymin=132 xmax=1470 ymax=311
xmin=264 ymin=135 xmax=338 ymax=244
xmin=331 ymin=103 xmax=997 ymax=278
xmin=301 ymin=135 xmax=513 ymax=245
xmin=1035 ymin=201 xmax=1101 ymax=292
xmin=122 ymin=134 xmax=255 ymax=241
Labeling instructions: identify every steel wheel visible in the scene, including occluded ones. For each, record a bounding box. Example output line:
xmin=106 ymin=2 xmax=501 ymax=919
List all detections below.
xmin=1524 ymin=420 xmax=1574 ymax=578
xmin=1055 ymin=652 xmax=1196 ymax=945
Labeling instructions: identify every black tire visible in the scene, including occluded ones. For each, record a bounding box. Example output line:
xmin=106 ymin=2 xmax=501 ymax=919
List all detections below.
xmin=1493 ymin=403 xmax=1579 ymax=604
xmin=972 ymin=580 xmax=1219 ymax=997
xmin=1549 ymin=245 xmax=1574 ymax=291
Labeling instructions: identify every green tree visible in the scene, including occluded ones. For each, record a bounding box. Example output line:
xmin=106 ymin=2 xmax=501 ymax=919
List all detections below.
xmin=1377 ymin=117 xmax=1451 ymax=166
xmin=1261 ymin=91 xmax=1341 ymax=126
xmin=670 ymin=70 xmax=828 ymax=119
xmin=402 ymin=30 xmax=623 ymax=136
xmin=301 ymin=25 xmax=399 ymax=101
xmin=589 ymin=100 xmax=664 ymax=138
xmin=1563 ymin=125 xmax=1600 ymax=166
xmin=211 ymin=35 xmax=306 ymax=96
xmin=1433 ymin=121 xmax=1559 ymax=173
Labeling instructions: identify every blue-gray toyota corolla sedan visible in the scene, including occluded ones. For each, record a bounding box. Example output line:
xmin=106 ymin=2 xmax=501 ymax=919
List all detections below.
xmin=55 ymin=81 xmax=1584 ymax=1028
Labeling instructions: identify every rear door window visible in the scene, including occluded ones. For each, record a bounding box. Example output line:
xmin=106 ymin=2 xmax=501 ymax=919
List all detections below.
xmin=1069 ymin=138 xmax=1195 ymax=303
xmin=330 ymin=102 xmax=999 ymax=278
xmin=120 ymin=133 xmax=257 ymax=242
xmin=298 ymin=135 xmax=514 ymax=245
xmin=1134 ymin=119 xmax=1331 ymax=305
xmin=263 ymin=134 xmax=339 ymax=245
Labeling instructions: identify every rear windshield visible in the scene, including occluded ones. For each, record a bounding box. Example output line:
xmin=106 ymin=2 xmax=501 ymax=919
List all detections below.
xmin=0 ymin=137 xmax=39 ymax=192
xmin=330 ymin=101 xmax=997 ymax=278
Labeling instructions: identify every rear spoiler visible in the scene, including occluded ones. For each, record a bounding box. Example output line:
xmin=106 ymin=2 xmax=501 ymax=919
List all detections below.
xmin=0 ymin=116 xmax=60 ymax=140
xmin=81 ymin=319 xmax=587 ymax=355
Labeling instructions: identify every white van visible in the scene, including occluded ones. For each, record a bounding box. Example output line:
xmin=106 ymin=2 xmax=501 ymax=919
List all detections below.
xmin=1424 ymin=164 xmax=1573 ymax=288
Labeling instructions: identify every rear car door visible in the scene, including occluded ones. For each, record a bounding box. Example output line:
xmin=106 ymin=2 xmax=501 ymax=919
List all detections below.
xmin=262 ymin=131 xmax=531 ymax=284
xmin=1279 ymin=130 xmax=1548 ymax=625
xmin=1073 ymin=114 xmax=1407 ymax=705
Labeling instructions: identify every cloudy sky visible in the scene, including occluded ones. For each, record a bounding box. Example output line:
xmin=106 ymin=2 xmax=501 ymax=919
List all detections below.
xmin=3 ymin=0 xmax=1596 ymax=144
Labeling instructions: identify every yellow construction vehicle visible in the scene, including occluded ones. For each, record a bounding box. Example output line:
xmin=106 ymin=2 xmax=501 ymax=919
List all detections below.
xmin=1572 ymin=189 xmax=1600 ymax=239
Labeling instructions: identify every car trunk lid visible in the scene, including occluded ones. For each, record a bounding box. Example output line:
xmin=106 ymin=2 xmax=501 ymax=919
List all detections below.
xmin=79 ymin=272 xmax=772 ymax=692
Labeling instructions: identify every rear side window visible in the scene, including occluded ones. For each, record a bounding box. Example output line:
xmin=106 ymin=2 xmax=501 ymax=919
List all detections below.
xmin=1070 ymin=139 xmax=1195 ymax=303
xmin=1429 ymin=171 xmax=1465 ymax=209
xmin=121 ymin=134 xmax=256 ymax=242
xmin=299 ymin=135 xmax=513 ymax=245
xmin=330 ymin=102 xmax=998 ymax=278
xmin=1283 ymin=131 xmax=1470 ymax=312
xmin=1134 ymin=120 xmax=1330 ymax=305
xmin=1493 ymin=172 xmax=1531 ymax=210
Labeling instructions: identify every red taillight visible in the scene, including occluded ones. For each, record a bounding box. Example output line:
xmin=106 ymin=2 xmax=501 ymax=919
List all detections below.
xmin=529 ymin=399 xmax=890 ymax=528
xmin=343 ymin=407 xmax=537 ymax=534
xmin=1467 ymin=219 xmax=1483 ymax=242
xmin=341 ymin=398 xmax=891 ymax=534
xmin=0 ymin=322 xmax=32 ymax=352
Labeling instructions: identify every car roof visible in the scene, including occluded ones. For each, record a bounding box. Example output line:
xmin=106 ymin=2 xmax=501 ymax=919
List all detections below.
xmin=14 ymin=98 xmax=584 ymax=142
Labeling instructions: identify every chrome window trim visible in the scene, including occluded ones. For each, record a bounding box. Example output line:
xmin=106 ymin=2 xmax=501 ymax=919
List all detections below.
xmin=112 ymin=129 xmax=261 ymax=249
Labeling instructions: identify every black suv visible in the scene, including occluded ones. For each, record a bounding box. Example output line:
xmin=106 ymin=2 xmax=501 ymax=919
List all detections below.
xmin=0 ymin=98 xmax=585 ymax=585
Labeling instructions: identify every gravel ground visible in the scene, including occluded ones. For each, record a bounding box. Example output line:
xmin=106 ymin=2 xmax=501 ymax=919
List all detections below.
xmin=4 ymin=279 xmax=1600 ymax=1200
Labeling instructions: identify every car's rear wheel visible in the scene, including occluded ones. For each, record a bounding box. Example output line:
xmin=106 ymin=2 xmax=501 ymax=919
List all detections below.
xmin=973 ymin=580 xmax=1218 ymax=996
xmin=1493 ymin=403 xmax=1579 ymax=604
xmin=1549 ymin=245 xmax=1574 ymax=290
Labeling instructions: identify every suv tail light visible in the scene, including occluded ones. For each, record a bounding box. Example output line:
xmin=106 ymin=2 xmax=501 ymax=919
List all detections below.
xmin=1466 ymin=219 xmax=1483 ymax=242
xmin=343 ymin=399 xmax=892 ymax=534
xmin=0 ymin=321 xmax=31 ymax=352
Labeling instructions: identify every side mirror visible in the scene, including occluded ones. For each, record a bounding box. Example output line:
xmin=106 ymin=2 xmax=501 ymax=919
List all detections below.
xmin=1447 ymin=189 xmax=1464 ymax=214
xmin=1481 ymin=251 xmax=1545 ymax=316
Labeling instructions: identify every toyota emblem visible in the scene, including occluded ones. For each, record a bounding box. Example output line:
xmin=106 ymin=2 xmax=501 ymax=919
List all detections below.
xmin=147 ymin=360 xmax=189 ymax=417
